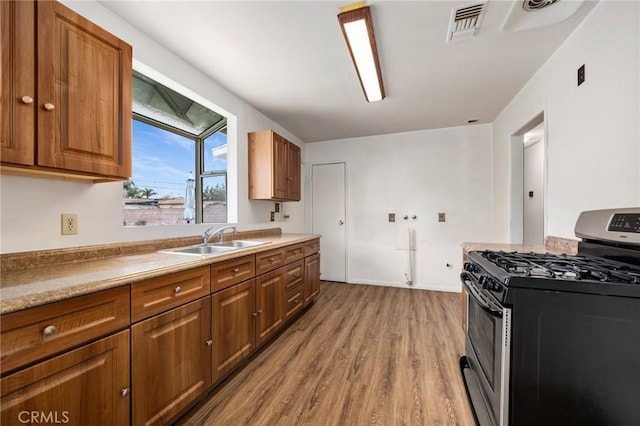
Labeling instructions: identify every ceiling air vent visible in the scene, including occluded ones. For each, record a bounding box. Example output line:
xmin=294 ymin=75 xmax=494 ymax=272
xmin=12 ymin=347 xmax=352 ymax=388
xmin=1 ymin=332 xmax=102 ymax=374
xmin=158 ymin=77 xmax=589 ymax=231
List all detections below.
xmin=523 ymin=0 xmax=560 ymax=12
xmin=446 ymin=2 xmax=488 ymax=43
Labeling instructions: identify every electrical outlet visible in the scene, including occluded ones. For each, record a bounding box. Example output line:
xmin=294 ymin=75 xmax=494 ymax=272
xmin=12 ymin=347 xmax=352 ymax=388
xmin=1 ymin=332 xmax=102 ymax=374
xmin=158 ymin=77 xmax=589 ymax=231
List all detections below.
xmin=438 ymin=212 xmax=446 ymax=223
xmin=577 ymin=64 xmax=585 ymax=86
xmin=270 ymin=211 xmax=275 ymax=222
xmin=274 ymin=202 xmax=280 ymax=213
xmin=61 ymin=213 xmax=78 ymax=235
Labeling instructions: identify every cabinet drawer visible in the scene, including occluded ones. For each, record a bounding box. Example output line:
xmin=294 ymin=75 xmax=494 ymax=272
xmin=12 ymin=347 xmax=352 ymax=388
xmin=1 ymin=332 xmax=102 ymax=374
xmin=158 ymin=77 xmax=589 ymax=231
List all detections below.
xmin=284 ymin=243 xmax=304 ymax=264
xmin=211 ymin=255 xmax=256 ymax=293
xmin=284 ymin=286 xmax=304 ymax=322
xmin=0 ymin=286 xmax=130 ymax=374
xmin=283 ymin=260 xmax=304 ymax=291
xmin=255 ymin=248 xmax=286 ymax=275
xmin=304 ymin=239 xmax=320 ymax=256
xmin=131 ymin=266 xmax=210 ymax=323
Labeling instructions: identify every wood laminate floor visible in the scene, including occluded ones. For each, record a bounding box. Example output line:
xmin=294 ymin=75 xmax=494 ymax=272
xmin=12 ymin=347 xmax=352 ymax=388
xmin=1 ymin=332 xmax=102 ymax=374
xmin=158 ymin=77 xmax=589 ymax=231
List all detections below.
xmin=179 ymin=282 xmax=475 ymax=426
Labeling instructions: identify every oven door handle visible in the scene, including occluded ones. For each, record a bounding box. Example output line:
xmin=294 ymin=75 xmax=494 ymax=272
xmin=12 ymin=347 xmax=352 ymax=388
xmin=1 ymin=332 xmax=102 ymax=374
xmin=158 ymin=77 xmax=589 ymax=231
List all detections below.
xmin=460 ymin=272 xmax=503 ymax=318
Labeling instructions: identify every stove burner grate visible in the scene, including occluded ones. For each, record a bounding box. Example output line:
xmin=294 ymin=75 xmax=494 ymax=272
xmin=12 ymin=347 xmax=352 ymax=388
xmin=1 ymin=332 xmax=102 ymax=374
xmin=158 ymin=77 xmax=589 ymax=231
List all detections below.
xmin=481 ymin=251 xmax=640 ymax=284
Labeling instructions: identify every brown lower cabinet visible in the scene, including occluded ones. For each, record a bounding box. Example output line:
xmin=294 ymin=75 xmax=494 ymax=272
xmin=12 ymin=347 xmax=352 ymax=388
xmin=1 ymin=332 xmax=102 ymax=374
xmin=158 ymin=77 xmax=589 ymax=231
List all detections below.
xmin=304 ymin=253 xmax=321 ymax=306
xmin=211 ymin=270 xmax=286 ymax=383
xmin=131 ymin=297 xmax=212 ymax=426
xmin=0 ymin=238 xmax=321 ymax=426
xmin=1 ymin=330 xmax=130 ymax=426
xmin=212 ymin=280 xmax=256 ymax=382
xmin=255 ymin=269 xmax=285 ymax=346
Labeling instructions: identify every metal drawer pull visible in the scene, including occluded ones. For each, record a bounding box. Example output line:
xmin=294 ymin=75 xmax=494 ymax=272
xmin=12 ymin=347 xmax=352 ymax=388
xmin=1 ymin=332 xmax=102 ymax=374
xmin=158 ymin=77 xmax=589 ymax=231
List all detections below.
xmin=233 ymin=268 xmax=240 ymax=273
xmin=206 ymin=340 xmax=213 ymax=346
xmin=43 ymin=102 xmax=55 ymax=111
xmin=21 ymin=96 xmax=34 ymax=104
xmin=43 ymin=325 xmax=57 ymax=337
xmin=174 ymin=286 xmax=181 ymax=294
xmin=121 ymin=388 xmax=130 ymax=398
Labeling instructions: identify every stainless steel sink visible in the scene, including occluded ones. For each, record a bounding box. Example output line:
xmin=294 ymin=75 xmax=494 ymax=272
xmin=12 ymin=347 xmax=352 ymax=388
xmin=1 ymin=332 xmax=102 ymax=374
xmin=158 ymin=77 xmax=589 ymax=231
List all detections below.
xmin=160 ymin=240 xmax=267 ymax=256
xmin=213 ymin=240 xmax=267 ymax=248
xmin=162 ymin=245 xmax=235 ymax=256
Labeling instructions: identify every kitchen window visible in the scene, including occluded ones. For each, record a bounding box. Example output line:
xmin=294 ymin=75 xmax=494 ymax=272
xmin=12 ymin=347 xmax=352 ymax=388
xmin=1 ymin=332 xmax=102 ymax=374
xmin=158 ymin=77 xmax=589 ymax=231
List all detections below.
xmin=123 ymin=70 xmax=229 ymax=226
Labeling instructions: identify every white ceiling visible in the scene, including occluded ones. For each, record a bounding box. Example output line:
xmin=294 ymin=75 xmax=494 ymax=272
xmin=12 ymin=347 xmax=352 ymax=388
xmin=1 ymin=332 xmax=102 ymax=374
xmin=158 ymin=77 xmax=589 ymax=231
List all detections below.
xmin=100 ymin=0 xmax=597 ymax=142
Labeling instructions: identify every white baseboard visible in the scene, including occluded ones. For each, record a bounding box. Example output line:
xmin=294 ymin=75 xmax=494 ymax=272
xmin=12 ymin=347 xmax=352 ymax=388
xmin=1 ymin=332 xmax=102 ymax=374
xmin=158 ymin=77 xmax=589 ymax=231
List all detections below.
xmin=344 ymin=279 xmax=461 ymax=293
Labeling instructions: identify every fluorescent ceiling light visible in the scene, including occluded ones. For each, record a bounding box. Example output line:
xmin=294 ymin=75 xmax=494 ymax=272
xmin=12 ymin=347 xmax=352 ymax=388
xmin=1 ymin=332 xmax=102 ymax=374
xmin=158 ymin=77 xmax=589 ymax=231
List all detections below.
xmin=338 ymin=5 xmax=385 ymax=102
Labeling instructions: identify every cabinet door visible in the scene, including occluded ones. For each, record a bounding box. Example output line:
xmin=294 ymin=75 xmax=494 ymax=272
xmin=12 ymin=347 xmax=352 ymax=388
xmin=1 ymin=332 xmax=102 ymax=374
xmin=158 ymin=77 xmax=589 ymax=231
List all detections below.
xmin=0 ymin=0 xmax=35 ymax=165
xmin=1 ymin=330 xmax=130 ymax=426
xmin=304 ymin=253 xmax=321 ymax=306
xmin=272 ymin=132 xmax=288 ymax=199
xmin=255 ymin=269 xmax=285 ymax=346
xmin=287 ymin=142 xmax=301 ymax=201
xmin=212 ymin=280 xmax=255 ymax=383
xmin=132 ymin=298 xmax=211 ymax=426
xmin=36 ymin=1 xmax=132 ymax=178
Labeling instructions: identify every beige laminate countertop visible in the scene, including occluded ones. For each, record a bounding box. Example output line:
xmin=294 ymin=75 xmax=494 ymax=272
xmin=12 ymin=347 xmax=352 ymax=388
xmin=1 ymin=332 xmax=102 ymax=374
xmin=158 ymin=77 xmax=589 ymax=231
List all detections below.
xmin=462 ymin=236 xmax=578 ymax=256
xmin=0 ymin=233 xmax=320 ymax=315
xmin=462 ymin=242 xmax=548 ymax=254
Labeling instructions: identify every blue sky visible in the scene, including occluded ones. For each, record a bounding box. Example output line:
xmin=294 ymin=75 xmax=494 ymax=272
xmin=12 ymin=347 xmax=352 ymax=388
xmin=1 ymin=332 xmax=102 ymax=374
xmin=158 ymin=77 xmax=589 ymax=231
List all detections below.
xmin=131 ymin=120 xmax=226 ymax=198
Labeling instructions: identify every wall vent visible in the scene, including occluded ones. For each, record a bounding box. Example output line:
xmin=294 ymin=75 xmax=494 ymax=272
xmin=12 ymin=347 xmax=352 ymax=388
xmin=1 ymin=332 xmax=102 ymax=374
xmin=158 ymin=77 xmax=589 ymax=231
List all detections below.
xmin=446 ymin=2 xmax=488 ymax=43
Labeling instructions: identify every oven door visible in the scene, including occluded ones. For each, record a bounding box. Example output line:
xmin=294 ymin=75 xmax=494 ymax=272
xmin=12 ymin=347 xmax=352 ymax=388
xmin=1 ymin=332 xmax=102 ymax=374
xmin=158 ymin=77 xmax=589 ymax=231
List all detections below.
xmin=461 ymin=272 xmax=511 ymax=426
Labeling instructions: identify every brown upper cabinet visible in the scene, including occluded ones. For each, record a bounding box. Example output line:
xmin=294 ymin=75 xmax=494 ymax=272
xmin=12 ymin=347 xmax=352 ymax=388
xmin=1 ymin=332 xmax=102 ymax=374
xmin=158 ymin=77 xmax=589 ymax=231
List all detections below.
xmin=248 ymin=129 xmax=301 ymax=201
xmin=1 ymin=0 xmax=132 ymax=181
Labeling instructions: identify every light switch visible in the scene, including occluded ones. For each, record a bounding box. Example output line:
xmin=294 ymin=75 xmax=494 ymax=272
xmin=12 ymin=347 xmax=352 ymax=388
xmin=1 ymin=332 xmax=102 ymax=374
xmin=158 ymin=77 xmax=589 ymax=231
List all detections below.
xmin=438 ymin=212 xmax=446 ymax=222
xmin=388 ymin=213 xmax=395 ymax=222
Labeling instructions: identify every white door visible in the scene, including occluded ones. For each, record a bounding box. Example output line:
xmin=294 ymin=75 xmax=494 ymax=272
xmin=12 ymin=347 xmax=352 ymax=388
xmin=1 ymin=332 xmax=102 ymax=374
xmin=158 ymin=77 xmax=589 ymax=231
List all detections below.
xmin=523 ymin=139 xmax=544 ymax=245
xmin=311 ymin=163 xmax=346 ymax=282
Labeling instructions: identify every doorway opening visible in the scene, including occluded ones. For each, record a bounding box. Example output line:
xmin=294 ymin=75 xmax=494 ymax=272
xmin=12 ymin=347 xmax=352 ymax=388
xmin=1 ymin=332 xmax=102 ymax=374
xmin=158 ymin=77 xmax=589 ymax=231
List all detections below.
xmin=509 ymin=112 xmax=546 ymax=245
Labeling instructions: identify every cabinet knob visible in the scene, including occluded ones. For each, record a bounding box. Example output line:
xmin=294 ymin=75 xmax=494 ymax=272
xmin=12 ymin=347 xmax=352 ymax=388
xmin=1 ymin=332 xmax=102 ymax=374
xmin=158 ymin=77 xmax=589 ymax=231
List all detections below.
xmin=252 ymin=311 xmax=258 ymax=317
xmin=174 ymin=286 xmax=181 ymax=294
xmin=233 ymin=268 xmax=240 ymax=273
xmin=268 ymin=257 xmax=274 ymax=263
xmin=206 ymin=339 xmax=213 ymax=346
xmin=21 ymin=96 xmax=34 ymax=104
xmin=257 ymin=309 xmax=263 ymax=315
xmin=294 ymin=299 xmax=300 ymax=304
xmin=43 ymin=102 xmax=55 ymax=111
xmin=121 ymin=388 xmax=130 ymax=398
xmin=43 ymin=325 xmax=57 ymax=337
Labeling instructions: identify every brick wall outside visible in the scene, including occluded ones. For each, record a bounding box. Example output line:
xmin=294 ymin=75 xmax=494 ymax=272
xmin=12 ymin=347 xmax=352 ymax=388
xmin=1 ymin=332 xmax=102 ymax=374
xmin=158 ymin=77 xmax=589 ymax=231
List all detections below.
xmin=123 ymin=205 xmax=226 ymax=226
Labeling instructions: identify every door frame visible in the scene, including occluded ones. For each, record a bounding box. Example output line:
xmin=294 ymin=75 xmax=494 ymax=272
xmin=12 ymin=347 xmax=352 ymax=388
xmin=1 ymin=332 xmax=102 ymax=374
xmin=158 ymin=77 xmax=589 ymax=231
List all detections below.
xmin=309 ymin=161 xmax=348 ymax=283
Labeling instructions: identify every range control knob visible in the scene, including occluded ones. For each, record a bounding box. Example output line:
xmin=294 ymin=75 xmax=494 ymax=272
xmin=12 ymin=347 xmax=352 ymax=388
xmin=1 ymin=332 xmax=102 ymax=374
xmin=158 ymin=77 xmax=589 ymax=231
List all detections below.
xmin=478 ymin=276 xmax=488 ymax=287
xmin=464 ymin=263 xmax=478 ymax=273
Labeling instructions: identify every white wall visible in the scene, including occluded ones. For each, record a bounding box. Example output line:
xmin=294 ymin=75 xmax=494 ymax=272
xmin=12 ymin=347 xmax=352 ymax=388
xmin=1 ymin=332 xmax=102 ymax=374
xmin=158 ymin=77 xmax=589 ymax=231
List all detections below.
xmin=0 ymin=0 xmax=306 ymax=253
xmin=306 ymin=124 xmax=493 ymax=292
xmin=492 ymin=1 xmax=640 ymax=242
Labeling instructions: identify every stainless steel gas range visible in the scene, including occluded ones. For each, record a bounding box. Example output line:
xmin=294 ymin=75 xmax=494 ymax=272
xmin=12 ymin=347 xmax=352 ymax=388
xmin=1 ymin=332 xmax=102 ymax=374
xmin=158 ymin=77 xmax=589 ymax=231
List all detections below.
xmin=460 ymin=208 xmax=640 ymax=426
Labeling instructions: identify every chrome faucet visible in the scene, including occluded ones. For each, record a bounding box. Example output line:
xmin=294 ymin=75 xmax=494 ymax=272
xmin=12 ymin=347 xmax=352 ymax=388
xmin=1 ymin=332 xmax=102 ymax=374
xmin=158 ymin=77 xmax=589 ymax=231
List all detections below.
xmin=202 ymin=225 xmax=237 ymax=245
